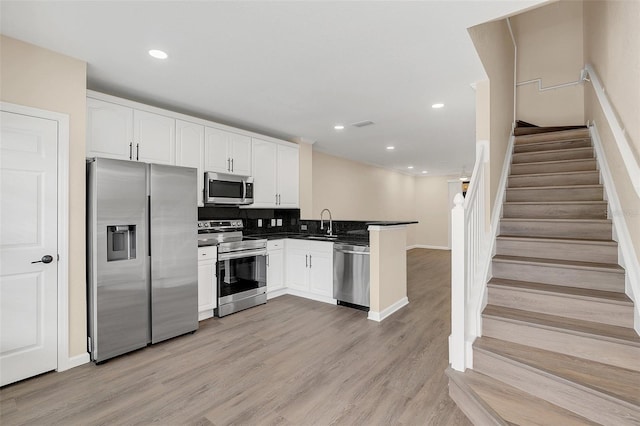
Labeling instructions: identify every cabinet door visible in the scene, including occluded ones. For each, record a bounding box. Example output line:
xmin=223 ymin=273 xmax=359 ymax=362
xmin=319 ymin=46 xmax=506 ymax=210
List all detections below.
xmin=87 ymin=98 xmax=133 ymax=160
xmin=285 ymin=247 xmax=309 ymax=291
xmin=198 ymin=261 xmax=216 ymax=313
xmin=204 ymin=127 xmax=230 ymax=173
xmin=134 ymin=110 xmax=175 ymax=165
xmin=251 ymin=139 xmax=278 ymax=207
xmin=229 ymin=132 xmax=252 ymax=176
xmin=277 ymin=144 xmax=299 ymax=208
xmin=267 ymin=249 xmax=285 ymax=292
xmin=176 ymin=120 xmax=205 ymax=206
xmin=308 ymin=249 xmax=333 ymax=298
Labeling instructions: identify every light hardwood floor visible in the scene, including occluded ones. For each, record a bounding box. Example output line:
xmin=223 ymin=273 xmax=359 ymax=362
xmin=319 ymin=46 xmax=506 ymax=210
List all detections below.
xmin=1 ymin=249 xmax=470 ymax=426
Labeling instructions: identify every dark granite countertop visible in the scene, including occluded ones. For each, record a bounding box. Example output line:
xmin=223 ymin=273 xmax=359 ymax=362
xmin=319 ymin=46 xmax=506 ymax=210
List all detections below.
xmin=246 ymin=232 xmax=369 ymax=246
xmin=366 ymin=221 xmax=418 ymax=226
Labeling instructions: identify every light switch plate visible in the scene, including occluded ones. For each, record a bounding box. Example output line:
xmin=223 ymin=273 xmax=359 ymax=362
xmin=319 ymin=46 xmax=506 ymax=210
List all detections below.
xmin=271 ymin=219 xmax=276 ymax=227
xmin=276 ymin=219 xmax=282 ymax=226
xmin=257 ymin=219 xmax=262 ymax=227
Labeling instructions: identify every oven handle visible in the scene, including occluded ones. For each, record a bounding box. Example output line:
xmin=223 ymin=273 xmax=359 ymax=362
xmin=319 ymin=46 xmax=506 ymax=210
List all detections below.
xmin=218 ymin=248 xmax=267 ymax=261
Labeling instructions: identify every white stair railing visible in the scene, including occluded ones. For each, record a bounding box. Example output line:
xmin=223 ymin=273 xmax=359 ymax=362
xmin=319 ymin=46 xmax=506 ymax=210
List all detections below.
xmin=450 ymin=141 xmax=490 ymax=372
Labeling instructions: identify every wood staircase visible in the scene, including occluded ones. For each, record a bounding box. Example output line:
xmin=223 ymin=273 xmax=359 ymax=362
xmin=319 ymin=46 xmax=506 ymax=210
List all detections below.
xmin=447 ymin=128 xmax=640 ymax=425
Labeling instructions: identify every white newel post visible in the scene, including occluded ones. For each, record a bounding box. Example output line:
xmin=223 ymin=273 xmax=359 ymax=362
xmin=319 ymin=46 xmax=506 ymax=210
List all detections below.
xmin=450 ymin=193 xmax=466 ymax=372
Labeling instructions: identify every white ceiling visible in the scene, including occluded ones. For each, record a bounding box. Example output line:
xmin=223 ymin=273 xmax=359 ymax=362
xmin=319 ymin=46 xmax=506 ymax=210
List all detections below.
xmin=1 ymin=1 xmax=544 ymax=176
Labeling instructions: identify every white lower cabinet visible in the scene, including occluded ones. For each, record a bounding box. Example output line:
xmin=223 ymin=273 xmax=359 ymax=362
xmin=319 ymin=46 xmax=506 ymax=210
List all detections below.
xmin=197 ymin=246 xmax=217 ymax=320
xmin=284 ymin=239 xmax=335 ymax=303
xmin=266 ymin=240 xmax=285 ymax=298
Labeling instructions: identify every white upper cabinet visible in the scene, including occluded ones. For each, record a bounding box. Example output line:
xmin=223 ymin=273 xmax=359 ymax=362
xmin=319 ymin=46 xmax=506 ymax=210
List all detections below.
xmin=251 ymin=139 xmax=278 ymax=206
xmin=87 ymin=98 xmax=133 ymax=161
xmin=204 ymin=127 xmax=252 ymax=176
xmin=176 ymin=120 xmax=205 ymax=207
xmin=133 ymin=110 xmax=175 ymax=165
xmin=87 ymin=97 xmax=175 ymax=165
xmin=249 ymin=138 xmax=299 ymax=208
xmin=276 ymin=144 xmax=299 ymax=208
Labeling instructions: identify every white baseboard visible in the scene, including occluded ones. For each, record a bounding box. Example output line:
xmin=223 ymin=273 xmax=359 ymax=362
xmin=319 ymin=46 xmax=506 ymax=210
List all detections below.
xmin=286 ymin=288 xmax=337 ymax=305
xmin=267 ymin=288 xmax=287 ymax=300
xmin=407 ymin=244 xmax=450 ymax=251
xmin=58 ymin=352 xmax=90 ymax=372
xmin=198 ymin=310 xmax=214 ymax=321
xmin=368 ymin=297 xmax=409 ymax=322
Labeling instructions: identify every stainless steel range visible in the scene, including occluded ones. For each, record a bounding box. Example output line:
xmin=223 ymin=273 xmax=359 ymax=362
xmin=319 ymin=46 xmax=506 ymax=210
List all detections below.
xmin=198 ymin=219 xmax=267 ymax=317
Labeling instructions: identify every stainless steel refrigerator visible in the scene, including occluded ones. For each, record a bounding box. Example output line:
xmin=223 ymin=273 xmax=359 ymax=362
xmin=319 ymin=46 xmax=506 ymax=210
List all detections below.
xmin=87 ymin=157 xmax=198 ymax=363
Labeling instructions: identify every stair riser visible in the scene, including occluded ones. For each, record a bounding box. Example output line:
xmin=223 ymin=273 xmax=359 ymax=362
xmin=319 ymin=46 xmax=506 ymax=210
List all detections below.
xmin=482 ymin=316 xmax=640 ymax=372
xmin=492 ymin=261 xmax=625 ymax=292
xmin=448 ymin=379 xmax=506 ymax=426
xmin=500 ymin=221 xmax=612 ymax=240
xmin=473 ymin=350 xmax=640 ymax=425
xmin=515 ymin=130 xmax=590 ymax=144
xmin=512 ymin=149 xmax=593 ymax=164
xmin=487 ymin=286 xmax=633 ymax=327
xmin=508 ymin=172 xmax=600 ymax=188
xmin=514 ymin=139 xmax=592 ymax=153
xmin=511 ymin=159 xmax=597 ymax=175
xmin=502 ymin=203 xmax=607 ymax=219
xmin=506 ymin=187 xmax=603 ymax=202
xmin=495 ymin=238 xmax=617 ymax=264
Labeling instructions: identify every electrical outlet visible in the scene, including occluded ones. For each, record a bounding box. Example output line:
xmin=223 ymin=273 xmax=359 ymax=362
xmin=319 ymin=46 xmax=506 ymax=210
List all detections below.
xmin=257 ymin=219 xmax=262 ymax=227
xmin=301 ymin=224 xmax=308 ymax=231
xmin=276 ymin=218 xmax=282 ymax=226
xmin=271 ymin=219 xmax=276 ymax=227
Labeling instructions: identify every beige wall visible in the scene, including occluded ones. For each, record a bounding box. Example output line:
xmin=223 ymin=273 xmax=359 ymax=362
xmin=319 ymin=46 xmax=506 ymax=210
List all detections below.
xmin=512 ymin=1 xmax=585 ymax=126
xmin=311 ymin=150 xmax=417 ymax=245
xmin=297 ymin=141 xmax=313 ymax=219
xmin=0 ymin=36 xmax=87 ymax=357
xmin=369 ymin=227 xmax=407 ymax=314
xmin=468 ymin=19 xmax=515 ymax=219
xmin=413 ymin=176 xmax=456 ymax=248
xmin=583 ymin=0 xmax=640 ymax=266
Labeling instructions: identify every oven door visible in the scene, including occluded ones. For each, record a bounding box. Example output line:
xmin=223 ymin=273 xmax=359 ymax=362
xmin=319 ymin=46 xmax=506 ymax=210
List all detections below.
xmin=217 ymin=249 xmax=267 ymax=306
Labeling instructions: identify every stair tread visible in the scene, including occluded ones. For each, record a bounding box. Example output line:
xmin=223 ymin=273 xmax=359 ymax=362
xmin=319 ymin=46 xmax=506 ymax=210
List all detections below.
xmin=513 ymin=146 xmax=593 ymax=156
xmin=501 ymin=217 xmax=611 ymax=223
xmin=496 ymin=235 xmax=616 ymax=246
xmin=515 ymin=128 xmax=590 ymax=141
xmin=506 ymin=184 xmax=602 ymax=190
xmin=474 ymin=337 xmax=640 ymax=407
xmin=509 ymin=170 xmax=599 ymax=178
xmin=488 ymin=278 xmax=632 ymax=304
xmin=511 ymin=158 xmax=596 ymax=167
xmin=514 ymin=137 xmax=590 ymax=146
xmin=503 ymin=200 xmax=607 ymax=204
xmin=448 ymin=368 xmax=599 ymax=426
xmin=493 ymin=255 xmax=625 ymax=272
xmin=482 ymin=305 xmax=640 ymax=346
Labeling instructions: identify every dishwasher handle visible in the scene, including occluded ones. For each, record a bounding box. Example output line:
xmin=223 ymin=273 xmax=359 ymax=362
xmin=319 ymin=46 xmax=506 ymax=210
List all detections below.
xmin=334 ymin=249 xmax=370 ymax=255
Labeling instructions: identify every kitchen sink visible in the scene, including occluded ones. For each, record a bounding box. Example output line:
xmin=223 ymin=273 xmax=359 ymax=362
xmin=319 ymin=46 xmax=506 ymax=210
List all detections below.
xmin=305 ymin=235 xmax=339 ymax=241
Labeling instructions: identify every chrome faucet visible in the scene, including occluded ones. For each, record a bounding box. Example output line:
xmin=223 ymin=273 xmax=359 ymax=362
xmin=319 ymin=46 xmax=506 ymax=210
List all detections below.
xmin=320 ymin=208 xmax=333 ymax=236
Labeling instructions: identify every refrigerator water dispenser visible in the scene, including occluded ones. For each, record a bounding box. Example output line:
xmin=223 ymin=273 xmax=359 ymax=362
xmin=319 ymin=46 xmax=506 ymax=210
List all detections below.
xmin=107 ymin=225 xmax=136 ymax=261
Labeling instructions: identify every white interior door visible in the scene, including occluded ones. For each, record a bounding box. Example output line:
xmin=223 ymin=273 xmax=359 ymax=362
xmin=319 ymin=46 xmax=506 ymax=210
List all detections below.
xmin=0 ymin=111 xmax=58 ymax=386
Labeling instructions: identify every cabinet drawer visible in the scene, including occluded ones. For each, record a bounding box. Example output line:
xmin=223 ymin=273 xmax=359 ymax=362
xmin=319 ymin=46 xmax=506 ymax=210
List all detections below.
xmin=198 ymin=246 xmax=217 ymax=261
xmin=267 ymin=240 xmax=284 ymax=250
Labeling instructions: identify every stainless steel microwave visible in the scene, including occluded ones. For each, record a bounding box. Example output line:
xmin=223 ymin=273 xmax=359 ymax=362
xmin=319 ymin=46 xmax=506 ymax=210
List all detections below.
xmin=204 ymin=172 xmax=254 ymax=205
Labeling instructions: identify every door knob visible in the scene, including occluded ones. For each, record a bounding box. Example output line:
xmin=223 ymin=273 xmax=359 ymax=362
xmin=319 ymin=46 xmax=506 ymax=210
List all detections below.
xmin=32 ymin=255 xmax=53 ymax=264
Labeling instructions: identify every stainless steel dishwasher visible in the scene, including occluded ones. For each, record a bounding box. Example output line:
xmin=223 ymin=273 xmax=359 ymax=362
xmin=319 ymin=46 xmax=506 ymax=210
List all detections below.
xmin=333 ymin=243 xmax=370 ymax=310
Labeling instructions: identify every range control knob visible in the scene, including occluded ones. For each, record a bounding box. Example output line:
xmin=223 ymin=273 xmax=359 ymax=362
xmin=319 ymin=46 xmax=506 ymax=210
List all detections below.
xmin=198 ymin=222 xmax=203 ymax=228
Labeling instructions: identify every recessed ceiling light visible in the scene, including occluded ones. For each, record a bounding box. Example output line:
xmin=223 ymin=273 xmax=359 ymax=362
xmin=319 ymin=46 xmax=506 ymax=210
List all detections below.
xmin=421 ymin=170 xmax=428 ymax=174
xmin=408 ymin=166 xmax=414 ymax=169
xmin=334 ymin=124 xmax=345 ymax=130
xmin=386 ymin=146 xmax=395 ymax=150
xmin=149 ymin=49 xmax=168 ymax=59
xmin=432 ymin=103 xmax=444 ymax=109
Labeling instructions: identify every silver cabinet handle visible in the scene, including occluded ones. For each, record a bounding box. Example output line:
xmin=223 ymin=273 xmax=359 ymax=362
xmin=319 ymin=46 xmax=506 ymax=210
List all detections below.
xmin=278 ymin=194 xmax=281 ymax=205
xmin=266 ymin=254 xmax=270 ymax=267
xmin=305 ymin=254 xmax=308 ymax=267
xmin=275 ymin=194 xmax=278 ymax=205
xmin=231 ymin=158 xmax=234 ymax=172
xmin=129 ymin=142 xmax=133 ymax=160
xmin=309 ymin=254 xmax=312 ymax=268
xmin=136 ymin=143 xmax=140 ymax=161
